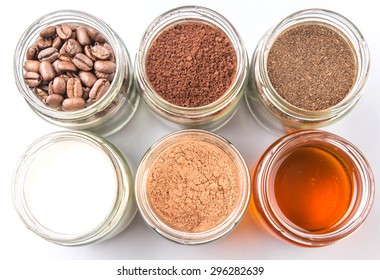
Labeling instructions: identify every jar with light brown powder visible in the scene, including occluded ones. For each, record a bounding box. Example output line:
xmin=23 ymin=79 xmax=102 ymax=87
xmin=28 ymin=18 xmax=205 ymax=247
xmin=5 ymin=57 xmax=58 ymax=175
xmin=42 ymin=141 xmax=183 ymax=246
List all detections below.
xmin=246 ymin=9 xmax=370 ymax=134
xmin=135 ymin=130 xmax=250 ymax=244
xmin=135 ymin=6 xmax=249 ymax=131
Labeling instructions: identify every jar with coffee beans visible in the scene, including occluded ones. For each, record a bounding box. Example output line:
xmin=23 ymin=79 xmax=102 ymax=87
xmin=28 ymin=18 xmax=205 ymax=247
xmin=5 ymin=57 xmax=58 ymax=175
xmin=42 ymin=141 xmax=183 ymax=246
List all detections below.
xmin=14 ymin=10 xmax=139 ymax=136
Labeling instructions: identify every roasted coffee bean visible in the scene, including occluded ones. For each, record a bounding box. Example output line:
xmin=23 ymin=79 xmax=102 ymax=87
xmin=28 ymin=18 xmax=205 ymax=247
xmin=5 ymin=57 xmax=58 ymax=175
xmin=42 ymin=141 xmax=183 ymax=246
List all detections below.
xmin=90 ymin=45 xmax=110 ymax=60
xmin=58 ymin=53 xmax=73 ymax=63
xmin=87 ymin=27 xmax=105 ymax=43
xmin=44 ymin=94 xmax=64 ymax=109
xmin=94 ymin=61 xmax=116 ymax=74
xmin=33 ymin=87 xmax=49 ymax=100
xmin=60 ymin=74 xmax=71 ymax=82
xmin=64 ymin=39 xmax=83 ymax=56
xmin=84 ymin=45 xmax=97 ymax=61
xmin=67 ymin=77 xmax=83 ymax=98
xmin=23 ymin=60 xmax=40 ymax=73
xmin=38 ymin=47 xmax=59 ymax=63
xmin=56 ymin=24 xmax=72 ymax=40
xmin=56 ymin=60 xmax=77 ymax=72
xmin=102 ymin=43 xmax=115 ymax=62
xmin=59 ymin=41 xmax=68 ymax=53
xmin=94 ymin=70 xmax=108 ymax=78
xmin=94 ymin=70 xmax=114 ymax=82
xmin=26 ymin=45 xmax=39 ymax=60
xmin=40 ymin=26 xmax=56 ymax=38
xmin=50 ymin=76 xmax=66 ymax=95
xmin=105 ymin=72 xmax=115 ymax=82
xmin=73 ymin=53 xmax=93 ymax=71
xmin=36 ymin=37 xmax=52 ymax=49
xmin=76 ymin=26 xmax=91 ymax=46
xmin=78 ymin=71 xmax=97 ymax=87
xmin=24 ymin=72 xmax=42 ymax=87
xmin=94 ymin=70 xmax=106 ymax=79
xmin=89 ymin=78 xmax=110 ymax=101
xmin=52 ymin=60 xmax=62 ymax=75
xmin=52 ymin=37 xmax=63 ymax=49
xmin=58 ymin=52 xmax=73 ymax=62
xmin=39 ymin=61 xmax=55 ymax=81
xmin=62 ymin=97 xmax=86 ymax=111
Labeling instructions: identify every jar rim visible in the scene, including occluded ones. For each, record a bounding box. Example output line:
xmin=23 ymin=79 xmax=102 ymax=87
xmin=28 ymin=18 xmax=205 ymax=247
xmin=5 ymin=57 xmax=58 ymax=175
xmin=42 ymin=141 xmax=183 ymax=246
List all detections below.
xmin=135 ymin=129 xmax=251 ymax=244
xmin=12 ymin=130 xmax=135 ymax=246
xmin=135 ymin=5 xmax=248 ymax=119
xmin=253 ymin=130 xmax=375 ymax=246
xmin=257 ymin=8 xmax=370 ymax=122
xmin=13 ymin=9 xmax=127 ymax=121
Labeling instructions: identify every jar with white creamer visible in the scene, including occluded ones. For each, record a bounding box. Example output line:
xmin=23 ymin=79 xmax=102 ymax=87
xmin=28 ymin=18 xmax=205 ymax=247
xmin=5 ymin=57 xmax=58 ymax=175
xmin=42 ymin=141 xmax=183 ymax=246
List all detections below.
xmin=12 ymin=131 xmax=137 ymax=246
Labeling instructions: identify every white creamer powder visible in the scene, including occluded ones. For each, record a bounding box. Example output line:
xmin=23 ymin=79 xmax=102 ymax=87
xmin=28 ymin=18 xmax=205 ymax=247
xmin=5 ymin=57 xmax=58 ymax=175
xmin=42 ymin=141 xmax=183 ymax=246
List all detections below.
xmin=24 ymin=139 xmax=118 ymax=235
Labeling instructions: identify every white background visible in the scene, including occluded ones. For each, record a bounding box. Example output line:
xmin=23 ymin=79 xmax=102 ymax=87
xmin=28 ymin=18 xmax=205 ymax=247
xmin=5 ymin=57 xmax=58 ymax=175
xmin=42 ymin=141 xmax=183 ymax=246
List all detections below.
xmin=1 ymin=0 xmax=379 ymax=262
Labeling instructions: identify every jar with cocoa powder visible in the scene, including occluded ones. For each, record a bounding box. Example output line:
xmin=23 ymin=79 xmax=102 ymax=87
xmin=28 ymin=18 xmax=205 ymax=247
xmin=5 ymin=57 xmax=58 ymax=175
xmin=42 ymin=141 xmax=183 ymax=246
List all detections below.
xmin=14 ymin=10 xmax=139 ymax=136
xmin=135 ymin=130 xmax=250 ymax=244
xmin=246 ymin=9 xmax=370 ymax=134
xmin=135 ymin=6 xmax=249 ymax=131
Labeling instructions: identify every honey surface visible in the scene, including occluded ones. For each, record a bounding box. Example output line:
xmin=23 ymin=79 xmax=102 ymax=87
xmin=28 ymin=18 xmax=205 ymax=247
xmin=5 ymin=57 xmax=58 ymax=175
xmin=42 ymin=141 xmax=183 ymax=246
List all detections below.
xmin=274 ymin=146 xmax=352 ymax=231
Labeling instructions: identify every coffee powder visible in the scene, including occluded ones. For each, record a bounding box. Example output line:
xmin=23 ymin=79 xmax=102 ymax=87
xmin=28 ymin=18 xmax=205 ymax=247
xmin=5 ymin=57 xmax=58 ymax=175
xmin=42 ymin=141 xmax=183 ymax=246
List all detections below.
xmin=267 ymin=24 xmax=357 ymax=111
xmin=145 ymin=22 xmax=237 ymax=107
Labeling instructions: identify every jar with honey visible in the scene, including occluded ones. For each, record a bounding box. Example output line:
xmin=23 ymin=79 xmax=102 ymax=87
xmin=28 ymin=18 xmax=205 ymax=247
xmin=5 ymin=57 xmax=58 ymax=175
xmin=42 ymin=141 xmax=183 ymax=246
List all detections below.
xmin=251 ymin=130 xmax=375 ymax=247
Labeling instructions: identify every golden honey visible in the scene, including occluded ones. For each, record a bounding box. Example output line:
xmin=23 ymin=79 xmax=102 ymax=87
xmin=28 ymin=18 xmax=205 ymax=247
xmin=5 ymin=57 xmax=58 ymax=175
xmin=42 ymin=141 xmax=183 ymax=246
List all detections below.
xmin=251 ymin=130 xmax=374 ymax=247
xmin=273 ymin=146 xmax=351 ymax=232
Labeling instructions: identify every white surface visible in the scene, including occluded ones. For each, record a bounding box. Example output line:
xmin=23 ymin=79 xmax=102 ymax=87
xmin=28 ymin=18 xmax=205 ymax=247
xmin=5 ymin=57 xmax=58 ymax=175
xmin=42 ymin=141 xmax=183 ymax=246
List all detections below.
xmin=1 ymin=0 xmax=379 ymax=260
xmin=22 ymin=139 xmax=117 ymax=235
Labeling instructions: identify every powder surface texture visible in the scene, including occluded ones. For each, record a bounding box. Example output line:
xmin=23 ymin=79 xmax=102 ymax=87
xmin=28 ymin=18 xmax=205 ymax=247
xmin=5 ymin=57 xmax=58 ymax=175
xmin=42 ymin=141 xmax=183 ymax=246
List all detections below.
xmin=146 ymin=22 xmax=237 ymax=107
xmin=24 ymin=140 xmax=117 ymax=235
xmin=147 ymin=140 xmax=240 ymax=232
xmin=267 ymin=24 xmax=357 ymax=111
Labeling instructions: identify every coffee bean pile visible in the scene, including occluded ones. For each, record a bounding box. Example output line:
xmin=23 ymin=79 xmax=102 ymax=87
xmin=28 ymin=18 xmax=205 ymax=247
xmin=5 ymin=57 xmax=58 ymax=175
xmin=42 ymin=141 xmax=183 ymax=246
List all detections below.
xmin=23 ymin=24 xmax=116 ymax=111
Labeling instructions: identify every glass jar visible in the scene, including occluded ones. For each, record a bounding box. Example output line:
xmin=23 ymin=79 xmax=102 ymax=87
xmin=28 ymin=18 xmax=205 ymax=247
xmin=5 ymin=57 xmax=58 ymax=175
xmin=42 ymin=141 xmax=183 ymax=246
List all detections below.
xmin=246 ymin=9 xmax=370 ymax=134
xmin=135 ymin=6 xmax=249 ymax=131
xmin=14 ymin=10 xmax=139 ymax=136
xmin=251 ymin=130 xmax=375 ymax=247
xmin=12 ymin=131 xmax=137 ymax=246
xmin=135 ymin=129 xmax=250 ymax=244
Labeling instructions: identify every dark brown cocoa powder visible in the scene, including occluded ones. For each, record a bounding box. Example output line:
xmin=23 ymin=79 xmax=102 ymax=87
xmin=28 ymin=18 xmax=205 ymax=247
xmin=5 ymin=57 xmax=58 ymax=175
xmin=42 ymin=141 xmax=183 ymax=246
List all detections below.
xmin=145 ymin=22 xmax=237 ymax=107
xmin=267 ymin=24 xmax=357 ymax=111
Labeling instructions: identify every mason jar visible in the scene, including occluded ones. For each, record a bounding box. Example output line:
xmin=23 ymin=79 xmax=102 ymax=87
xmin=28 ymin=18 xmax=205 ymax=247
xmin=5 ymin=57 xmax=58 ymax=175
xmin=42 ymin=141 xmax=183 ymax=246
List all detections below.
xmin=14 ymin=10 xmax=139 ymax=136
xmin=135 ymin=6 xmax=249 ymax=131
xmin=135 ymin=129 xmax=250 ymax=244
xmin=251 ymin=130 xmax=375 ymax=247
xmin=246 ymin=9 xmax=370 ymax=135
xmin=12 ymin=131 xmax=137 ymax=246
